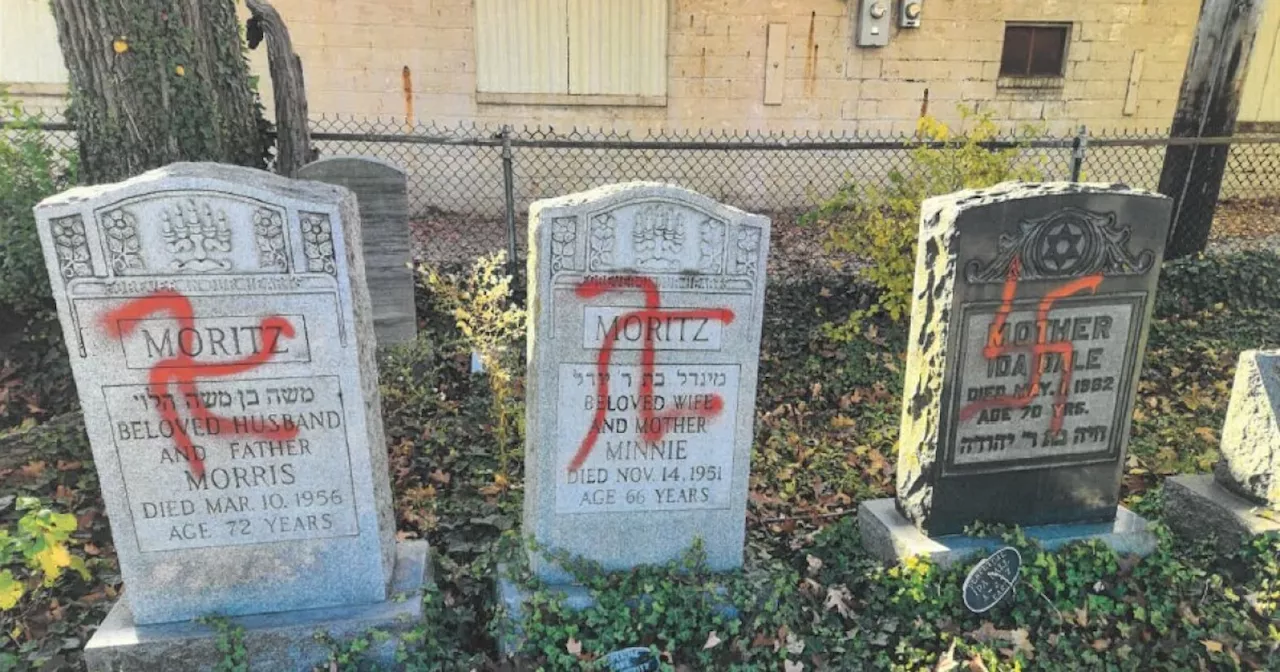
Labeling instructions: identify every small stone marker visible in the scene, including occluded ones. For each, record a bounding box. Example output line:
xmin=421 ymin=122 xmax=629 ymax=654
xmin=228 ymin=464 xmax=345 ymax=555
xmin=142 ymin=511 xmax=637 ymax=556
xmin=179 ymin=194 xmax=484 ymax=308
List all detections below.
xmin=298 ymin=156 xmax=416 ymax=346
xmin=962 ymin=547 xmax=1021 ymax=613
xmin=1165 ymin=349 xmax=1280 ymax=552
xmin=603 ymin=647 xmax=661 ymax=672
xmin=1214 ymin=349 xmax=1280 ymax=507
xmin=523 ymin=182 xmax=770 ymax=579
xmin=861 ymin=183 xmax=1170 ymax=563
xmin=34 ymin=163 xmax=428 ymax=670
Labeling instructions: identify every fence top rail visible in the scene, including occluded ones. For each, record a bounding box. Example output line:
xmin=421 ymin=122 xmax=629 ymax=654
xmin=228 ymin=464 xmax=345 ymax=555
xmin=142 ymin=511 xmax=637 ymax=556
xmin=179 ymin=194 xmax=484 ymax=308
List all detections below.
xmin=11 ymin=117 xmax=1280 ymax=151
xmin=302 ymin=129 xmax=1280 ymax=151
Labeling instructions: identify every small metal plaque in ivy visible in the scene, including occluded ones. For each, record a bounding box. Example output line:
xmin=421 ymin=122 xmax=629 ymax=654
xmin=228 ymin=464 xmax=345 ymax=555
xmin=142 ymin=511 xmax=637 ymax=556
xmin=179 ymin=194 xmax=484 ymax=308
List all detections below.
xmin=962 ymin=546 xmax=1022 ymax=613
xmin=602 ymin=646 xmax=659 ymax=672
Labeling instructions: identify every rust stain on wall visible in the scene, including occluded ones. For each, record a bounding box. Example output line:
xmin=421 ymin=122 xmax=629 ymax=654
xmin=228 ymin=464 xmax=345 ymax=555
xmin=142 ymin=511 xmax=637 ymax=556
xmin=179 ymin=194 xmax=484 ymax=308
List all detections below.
xmin=402 ymin=66 xmax=414 ymax=127
xmin=804 ymin=11 xmax=817 ymax=96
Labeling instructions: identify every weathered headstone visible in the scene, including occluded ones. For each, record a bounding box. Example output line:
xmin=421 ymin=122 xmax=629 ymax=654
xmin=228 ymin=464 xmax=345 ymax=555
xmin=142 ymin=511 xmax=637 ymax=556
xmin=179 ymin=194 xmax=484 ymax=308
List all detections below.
xmin=861 ymin=182 xmax=1171 ymax=564
xmin=297 ymin=156 xmax=416 ymax=346
xmin=1214 ymin=349 xmax=1280 ymax=507
xmin=1164 ymin=349 xmax=1280 ymax=552
xmin=522 ymin=182 xmax=770 ymax=580
xmin=34 ymin=163 xmax=429 ymax=670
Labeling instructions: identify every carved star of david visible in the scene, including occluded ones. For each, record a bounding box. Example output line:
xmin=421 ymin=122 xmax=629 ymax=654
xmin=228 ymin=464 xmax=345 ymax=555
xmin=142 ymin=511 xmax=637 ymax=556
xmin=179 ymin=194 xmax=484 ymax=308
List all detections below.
xmin=1040 ymin=221 xmax=1086 ymax=272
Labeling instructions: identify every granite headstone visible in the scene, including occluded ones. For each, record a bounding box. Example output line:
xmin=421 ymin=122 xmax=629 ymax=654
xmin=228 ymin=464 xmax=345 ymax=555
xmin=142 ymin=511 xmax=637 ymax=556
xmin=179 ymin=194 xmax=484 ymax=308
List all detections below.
xmin=1214 ymin=349 xmax=1280 ymax=507
xmin=1164 ymin=349 xmax=1280 ymax=552
xmin=866 ymin=183 xmax=1172 ymax=550
xmin=34 ymin=163 xmax=428 ymax=669
xmin=297 ymin=156 xmax=416 ymax=346
xmin=523 ymin=182 xmax=770 ymax=581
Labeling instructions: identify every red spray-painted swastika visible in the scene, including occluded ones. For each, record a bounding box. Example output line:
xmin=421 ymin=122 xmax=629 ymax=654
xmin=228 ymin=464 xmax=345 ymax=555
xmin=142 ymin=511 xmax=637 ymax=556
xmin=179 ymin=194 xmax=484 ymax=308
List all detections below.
xmin=567 ymin=276 xmax=735 ymax=473
xmin=958 ymin=257 xmax=1103 ymax=435
xmin=101 ymin=290 xmax=299 ymax=478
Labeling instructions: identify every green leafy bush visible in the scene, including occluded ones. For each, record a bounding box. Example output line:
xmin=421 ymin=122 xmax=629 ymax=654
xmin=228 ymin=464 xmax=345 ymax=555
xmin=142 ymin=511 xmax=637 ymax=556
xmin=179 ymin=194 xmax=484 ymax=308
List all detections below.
xmin=0 ymin=96 xmax=80 ymax=429
xmin=0 ymin=95 xmax=77 ymax=317
xmin=422 ymin=252 xmax=528 ymax=482
xmin=1155 ymin=250 xmax=1280 ymax=317
xmin=805 ymin=107 xmax=1042 ymax=337
xmin=0 ymin=497 xmax=86 ymax=611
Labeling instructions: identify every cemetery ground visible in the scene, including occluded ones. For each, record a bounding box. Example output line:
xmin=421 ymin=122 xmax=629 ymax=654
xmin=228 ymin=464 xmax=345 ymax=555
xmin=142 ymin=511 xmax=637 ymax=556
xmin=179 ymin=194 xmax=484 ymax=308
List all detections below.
xmin=0 ymin=249 xmax=1279 ymax=670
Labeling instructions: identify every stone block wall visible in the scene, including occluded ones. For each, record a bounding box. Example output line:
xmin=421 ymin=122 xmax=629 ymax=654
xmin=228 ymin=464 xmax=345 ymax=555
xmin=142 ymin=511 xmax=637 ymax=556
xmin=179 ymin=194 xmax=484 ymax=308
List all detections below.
xmin=253 ymin=0 xmax=1200 ymax=135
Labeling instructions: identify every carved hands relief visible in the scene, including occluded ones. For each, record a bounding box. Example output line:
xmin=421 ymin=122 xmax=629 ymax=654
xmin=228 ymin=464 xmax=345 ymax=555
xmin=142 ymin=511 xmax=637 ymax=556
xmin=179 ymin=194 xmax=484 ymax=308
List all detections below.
xmin=632 ymin=204 xmax=687 ymax=271
xmin=581 ymin=202 xmax=730 ymax=275
xmin=161 ymin=199 xmax=234 ymax=273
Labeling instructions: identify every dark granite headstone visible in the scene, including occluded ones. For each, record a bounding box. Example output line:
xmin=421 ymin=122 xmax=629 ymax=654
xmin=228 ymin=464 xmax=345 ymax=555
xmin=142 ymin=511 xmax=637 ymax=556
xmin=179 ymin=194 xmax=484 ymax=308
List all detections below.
xmin=895 ymin=183 xmax=1172 ymax=535
xmin=299 ymin=156 xmax=416 ymax=346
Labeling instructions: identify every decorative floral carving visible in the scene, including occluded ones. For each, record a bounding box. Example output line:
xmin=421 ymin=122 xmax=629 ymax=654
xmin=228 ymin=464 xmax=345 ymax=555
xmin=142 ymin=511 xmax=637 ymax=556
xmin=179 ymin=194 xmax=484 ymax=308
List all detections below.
xmin=550 ymin=217 xmax=577 ymax=273
xmin=588 ymin=213 xmax=616 ymax=271
xmin=51 ymin=215 xmax=92 ymax=279
xmin=733 ymin=226 xmax=762 ymax=276
xmin=101 ymin=208 xmax=144 ymax=274
xmin=253 ymin=207 xmax=289 ymax=272
xmin=965 ymin=207 xmax=1155 ymax=283
xmin=300 ymin=212 xmax=337 ymax=275
xmin=632 ymin=204 xmax=686 ymax=270
xmin=698 ymin=218 xmax=725 ymax=273
xmin=161 ymin=199 xmax=234 ymax=273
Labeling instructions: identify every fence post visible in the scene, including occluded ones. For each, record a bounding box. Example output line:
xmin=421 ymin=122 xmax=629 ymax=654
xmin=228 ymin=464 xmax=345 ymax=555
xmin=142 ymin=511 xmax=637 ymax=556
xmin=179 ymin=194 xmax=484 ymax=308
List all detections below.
xmin=1070 ymin=125 xmax=1088 ymax=182
xmin=500 ymin=125 xmax=518 ymax=278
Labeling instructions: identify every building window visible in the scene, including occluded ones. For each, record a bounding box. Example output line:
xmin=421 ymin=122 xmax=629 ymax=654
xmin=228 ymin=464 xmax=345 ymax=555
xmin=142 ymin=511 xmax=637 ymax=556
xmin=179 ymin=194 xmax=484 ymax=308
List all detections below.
xmin=0 ymin=0 xmax=68 ymax=85
xmin=1000 ymin=23 xmax=1070 ymax=78
xmin=475 ymin=0 xmax=667 ymax=105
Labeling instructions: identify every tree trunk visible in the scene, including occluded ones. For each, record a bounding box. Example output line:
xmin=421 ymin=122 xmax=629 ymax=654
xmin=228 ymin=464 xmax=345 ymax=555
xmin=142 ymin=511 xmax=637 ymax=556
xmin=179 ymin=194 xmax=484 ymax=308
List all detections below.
xmin=49 ymin=0 xmax=265 ymax=185
xmin=246 ymin=0 xmax=313 ymax=177
xmin=1158 ymin=0 xmax=1266 ymax=259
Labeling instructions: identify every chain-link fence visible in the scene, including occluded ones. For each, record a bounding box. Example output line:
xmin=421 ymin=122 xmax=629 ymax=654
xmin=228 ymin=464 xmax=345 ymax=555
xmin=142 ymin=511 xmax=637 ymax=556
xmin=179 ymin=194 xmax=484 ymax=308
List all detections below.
xmin=12 ymin=112 xmax=1280 ymax=265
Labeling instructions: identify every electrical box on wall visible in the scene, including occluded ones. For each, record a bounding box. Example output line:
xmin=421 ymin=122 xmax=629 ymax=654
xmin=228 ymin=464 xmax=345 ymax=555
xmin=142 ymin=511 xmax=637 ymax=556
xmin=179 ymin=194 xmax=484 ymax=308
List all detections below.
xmin=857 ymin=0 xmax=891 ymax=47
xmin=900 ymin=0 xmax=923 ymax=28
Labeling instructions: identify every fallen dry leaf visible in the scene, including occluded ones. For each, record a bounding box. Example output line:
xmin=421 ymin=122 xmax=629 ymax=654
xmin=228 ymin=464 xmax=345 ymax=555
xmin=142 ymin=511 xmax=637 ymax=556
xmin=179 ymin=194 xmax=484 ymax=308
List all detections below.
xmin=824 ymin=584 xmax=855 ymax=618
xmin=934 ymin=641 xmax=959 ymax=672
xmin=968 ymin=622 xmax=1033 ymax=659
xmin=1201 ymin=639 xmax=1224 ymax=654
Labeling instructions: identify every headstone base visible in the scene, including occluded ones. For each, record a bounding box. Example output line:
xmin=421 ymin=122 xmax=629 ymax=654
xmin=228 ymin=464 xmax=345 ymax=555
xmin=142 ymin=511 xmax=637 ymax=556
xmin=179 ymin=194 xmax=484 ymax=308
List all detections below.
xmin=494 ymin=563 xmax=738 ymax=656
xmin=84 ymin=541 xmax=431 ymax=672
xmin=1163 ymin=474 xmax=1280 ymax=554
xmin=858 ymin=499 xmax=1157 ymax=567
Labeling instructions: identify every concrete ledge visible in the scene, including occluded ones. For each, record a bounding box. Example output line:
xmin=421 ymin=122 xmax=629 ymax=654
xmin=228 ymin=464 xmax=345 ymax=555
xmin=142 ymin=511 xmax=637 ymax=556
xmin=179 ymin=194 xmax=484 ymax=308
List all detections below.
xmin=858 ymin=498 xmax=1157 ymax=567
xmin=1163 ymin=475 xmax=1280 ymax=554
xmin=494 ymin=562 xmax=739 ymax=656
xmin=85 ymin=540 xmax=432 ymax=671
xmin=495 ymin=564 xmax=594 ymax=656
